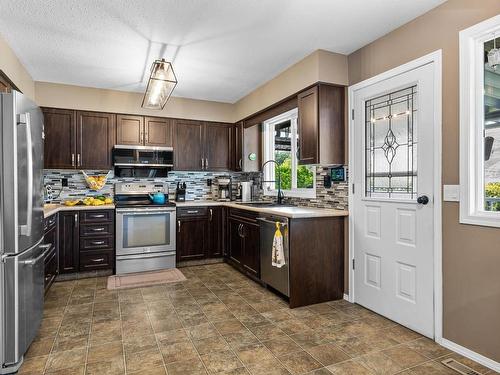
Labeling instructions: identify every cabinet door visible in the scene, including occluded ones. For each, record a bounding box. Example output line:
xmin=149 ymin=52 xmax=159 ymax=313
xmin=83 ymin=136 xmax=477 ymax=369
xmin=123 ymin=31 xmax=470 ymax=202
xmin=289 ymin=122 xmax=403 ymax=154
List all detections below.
xmin=145 ymin=117 xmax=173 ymax=147
xmin=42 ymin=108 xmax=76 ymax=169
xmin=297 ymin=86 xmax=319 ymax=164
xmin=243 ymin=124 xmax=261 ymax=172
xmin=228 ymin=218 xmax=244 ymax=265
xmin=177 ymin=217 xmax=207 ymax=261
xmin=116 ymin=114 xmax=143 ymax=145
xmin=59 ymin=212 xmax=79 ymax=273
xmin=174 ymin=120 xmax=204 ymax=170
xmin=242 ymin=222 xmax=260 ymax=278
xmin=76 ymin=111 xmax=116 ymax=169
xmin=204 ymin=122 xmax=232 ymax=171
xmin=208 ymin=207 xmax=224 ymax=258
xmin=232 ymin=122 xmax=243 ymax=171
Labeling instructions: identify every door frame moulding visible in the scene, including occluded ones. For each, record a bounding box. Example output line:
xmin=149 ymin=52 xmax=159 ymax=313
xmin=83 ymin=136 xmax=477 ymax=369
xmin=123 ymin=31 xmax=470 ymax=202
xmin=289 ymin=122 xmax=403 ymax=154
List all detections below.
xmin=347 ymin=50 xmax=443 ymax=341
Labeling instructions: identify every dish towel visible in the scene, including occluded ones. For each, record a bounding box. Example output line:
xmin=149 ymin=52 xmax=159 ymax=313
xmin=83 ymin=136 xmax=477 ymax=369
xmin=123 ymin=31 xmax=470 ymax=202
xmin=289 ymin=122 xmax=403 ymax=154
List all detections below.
xmin=272 ymin=222 xmax=286 ymax=268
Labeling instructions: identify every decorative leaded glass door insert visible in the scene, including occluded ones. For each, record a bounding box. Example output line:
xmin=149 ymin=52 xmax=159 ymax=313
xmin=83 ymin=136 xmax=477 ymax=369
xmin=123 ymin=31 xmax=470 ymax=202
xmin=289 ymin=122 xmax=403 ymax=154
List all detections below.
xmin=365 ymin=85 xmax=417 ymax=199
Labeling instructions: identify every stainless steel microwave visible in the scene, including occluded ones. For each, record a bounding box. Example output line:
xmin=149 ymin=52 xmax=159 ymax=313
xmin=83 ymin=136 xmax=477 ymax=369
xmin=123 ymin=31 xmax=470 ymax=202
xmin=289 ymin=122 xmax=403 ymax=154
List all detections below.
xmin=113 ymin=145 xmax=173 ymax=178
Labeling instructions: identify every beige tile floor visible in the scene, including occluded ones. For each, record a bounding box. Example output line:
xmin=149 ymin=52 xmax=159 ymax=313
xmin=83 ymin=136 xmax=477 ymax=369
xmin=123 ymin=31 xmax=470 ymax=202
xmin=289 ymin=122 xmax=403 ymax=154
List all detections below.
xmin=19 ymin=263 xmax=497 ymax=375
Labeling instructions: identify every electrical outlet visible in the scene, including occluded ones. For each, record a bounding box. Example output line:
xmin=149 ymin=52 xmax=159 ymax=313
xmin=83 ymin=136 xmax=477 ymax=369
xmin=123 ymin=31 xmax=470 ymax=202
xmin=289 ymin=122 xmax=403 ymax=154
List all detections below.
xmin=61 ymin=178 xmax=68 ymax=187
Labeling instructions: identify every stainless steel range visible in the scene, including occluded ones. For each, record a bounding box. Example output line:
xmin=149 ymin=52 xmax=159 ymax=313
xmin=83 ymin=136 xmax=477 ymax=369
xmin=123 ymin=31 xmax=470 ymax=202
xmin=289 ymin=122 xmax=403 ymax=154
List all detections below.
xmin=114 ymin=182 xmax=176 ymax=274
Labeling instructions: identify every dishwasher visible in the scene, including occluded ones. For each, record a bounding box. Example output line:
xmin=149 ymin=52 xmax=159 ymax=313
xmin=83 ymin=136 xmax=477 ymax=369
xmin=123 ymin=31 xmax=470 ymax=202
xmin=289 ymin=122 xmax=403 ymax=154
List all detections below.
xmin=257 ymin=215 xmax=290 ymax=297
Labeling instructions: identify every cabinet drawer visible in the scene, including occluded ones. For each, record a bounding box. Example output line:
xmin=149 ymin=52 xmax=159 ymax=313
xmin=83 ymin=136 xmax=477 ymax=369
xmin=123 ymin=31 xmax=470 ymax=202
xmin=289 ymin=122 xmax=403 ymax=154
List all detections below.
xmin=177 ymin=207 xmax=208 ymax=218
xmin=80 ymin=223 xmax=114 ymax=237
xmin=79 ymin=210 xmax=114 ymax=223
xmin=80 ymin=236 xmax=114 ymax=251
xmin=44 ymin=214 xmax=57 ymax=233
xmin=79 ymin=250 xmax=114 ymax=271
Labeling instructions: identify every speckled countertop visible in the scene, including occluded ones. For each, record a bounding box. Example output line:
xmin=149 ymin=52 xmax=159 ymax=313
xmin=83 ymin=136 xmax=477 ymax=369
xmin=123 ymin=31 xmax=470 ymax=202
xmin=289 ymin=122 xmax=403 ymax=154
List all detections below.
xmin=43 ymin=203 xmax=115 ymax=218
xmin=44 ymin=201 xmax=348 ymax=219
xmin=176 ymin=200 xmax=349 ymax=219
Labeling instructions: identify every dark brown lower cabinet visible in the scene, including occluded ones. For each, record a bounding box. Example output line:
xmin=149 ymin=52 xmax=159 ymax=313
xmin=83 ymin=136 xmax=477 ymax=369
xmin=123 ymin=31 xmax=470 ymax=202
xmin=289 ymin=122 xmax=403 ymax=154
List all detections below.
xmin=228 ymin=217 xmax=244 ymax=265
xmin=59 ymin=212 xmax=80 ymax=273
xmin=227 ymin=209 xmax=260 ymax=279
xmin=177 ymin=207 xmax=225 ymax=262
xmin=78 ymin=210 xmax=115 ymax=272
xmin=288 ymin=216 xmax=344 ymax=308
xmin=43 ymin=214 xmax=58 ymax=293
xmin=176 ymin=216 xmax=208 ymax=261
xmin=59 ymin=210 xmax=115 ymax=274
xmin=241 ymin=221 xmax=259 ymax=277
xmin=208 ymin=207 xmax=224 ymax=258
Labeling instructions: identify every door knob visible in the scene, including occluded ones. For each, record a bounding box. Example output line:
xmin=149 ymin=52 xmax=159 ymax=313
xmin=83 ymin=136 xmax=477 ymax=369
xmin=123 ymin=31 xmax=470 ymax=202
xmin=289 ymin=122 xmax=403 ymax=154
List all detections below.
xmin=417 ymin=195 xmax=429 ymax=205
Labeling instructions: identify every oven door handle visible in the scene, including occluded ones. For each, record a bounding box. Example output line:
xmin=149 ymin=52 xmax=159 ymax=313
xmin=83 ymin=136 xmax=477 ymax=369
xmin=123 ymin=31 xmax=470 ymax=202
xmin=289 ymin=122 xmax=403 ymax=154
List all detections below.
xmin=117 ymin=211 xmax=174 ymax=216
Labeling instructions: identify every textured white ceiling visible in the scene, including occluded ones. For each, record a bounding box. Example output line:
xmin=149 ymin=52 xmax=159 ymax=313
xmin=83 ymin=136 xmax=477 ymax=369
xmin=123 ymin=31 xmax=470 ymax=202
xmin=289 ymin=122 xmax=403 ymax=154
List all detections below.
xmin=0 ymin=0 xmax=445 ymax=103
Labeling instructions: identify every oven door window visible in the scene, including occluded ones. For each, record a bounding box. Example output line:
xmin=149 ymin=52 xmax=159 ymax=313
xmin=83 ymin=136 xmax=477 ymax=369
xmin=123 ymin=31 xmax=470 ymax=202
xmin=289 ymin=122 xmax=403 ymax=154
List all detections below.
xmin=123 ymin=213 xmax=171 ymax=248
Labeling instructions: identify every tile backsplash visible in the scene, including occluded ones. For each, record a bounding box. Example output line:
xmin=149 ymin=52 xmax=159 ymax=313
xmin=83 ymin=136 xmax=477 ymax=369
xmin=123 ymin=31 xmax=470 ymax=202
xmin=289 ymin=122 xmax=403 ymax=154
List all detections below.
xmin=43 ymin=166 xmax=348 ymax=209
xmin=43 ymin=170 xmax=258 ymax=203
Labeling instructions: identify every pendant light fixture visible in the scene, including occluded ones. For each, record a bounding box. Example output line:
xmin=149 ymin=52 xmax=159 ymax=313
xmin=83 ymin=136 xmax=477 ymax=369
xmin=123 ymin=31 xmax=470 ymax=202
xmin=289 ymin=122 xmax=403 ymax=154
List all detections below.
xmin=488 ymin=33 xmax=500 ymax=70
xmin=142 ymin=58 xmax=177 ymax=110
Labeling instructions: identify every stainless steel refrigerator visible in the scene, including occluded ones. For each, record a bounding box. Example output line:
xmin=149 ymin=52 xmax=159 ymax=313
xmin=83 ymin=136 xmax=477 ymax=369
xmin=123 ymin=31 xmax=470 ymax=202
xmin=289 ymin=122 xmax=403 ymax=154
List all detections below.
xmin=0 ymin=91 xmax=46 ymax=374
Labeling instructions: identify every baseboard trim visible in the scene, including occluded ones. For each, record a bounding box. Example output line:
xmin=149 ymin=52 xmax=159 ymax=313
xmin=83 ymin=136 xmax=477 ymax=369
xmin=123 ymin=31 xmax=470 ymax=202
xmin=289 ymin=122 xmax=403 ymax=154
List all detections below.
xmin=343 ymin=293 xmax=349 ymax=301
xmin=439 ymin=338 xmax=500 ymax=373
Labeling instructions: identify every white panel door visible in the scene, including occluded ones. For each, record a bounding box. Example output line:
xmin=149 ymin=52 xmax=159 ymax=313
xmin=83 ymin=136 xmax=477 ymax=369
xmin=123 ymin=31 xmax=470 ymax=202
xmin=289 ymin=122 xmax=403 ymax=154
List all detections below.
xmin=352 ymin=63 xmax=435 ymax=338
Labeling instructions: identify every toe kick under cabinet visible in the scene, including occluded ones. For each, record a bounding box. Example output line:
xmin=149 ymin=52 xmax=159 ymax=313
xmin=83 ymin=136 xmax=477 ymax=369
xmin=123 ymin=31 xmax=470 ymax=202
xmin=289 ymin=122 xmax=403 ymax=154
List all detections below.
xmin=58 ymin=209 xmax=115 ymax=273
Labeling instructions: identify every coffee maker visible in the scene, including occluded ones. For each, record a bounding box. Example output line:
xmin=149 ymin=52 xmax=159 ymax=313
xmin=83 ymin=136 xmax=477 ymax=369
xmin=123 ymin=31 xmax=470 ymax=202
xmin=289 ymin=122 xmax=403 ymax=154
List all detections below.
xmin=216 ymin=176 xmax=232 ymax=201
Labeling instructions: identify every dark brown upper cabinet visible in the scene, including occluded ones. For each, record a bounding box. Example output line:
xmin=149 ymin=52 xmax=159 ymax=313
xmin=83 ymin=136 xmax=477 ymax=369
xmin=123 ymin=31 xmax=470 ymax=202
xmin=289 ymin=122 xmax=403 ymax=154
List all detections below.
xmin=43 ymin=108 xmax=115 ymax=170
xmin=174 ymin=119 xmax=232 ymax=171
xmin=116 ymin=114 xmax=172 ymax=147
xmin=204 ymin=122 xmax=232 ymax=171
xmin=232 ymin=122 xmax=243 ymax=171
xmin=42 ymin=108 xmax=76 ymax=169
xmin=174 ymin=119 xmax=204 ymax=171
xmin=231 ymin=122 xmax=261 ymax=172
xmin=144 ymin=117 xmax=173 ymax=147
xmin=242 ymin=124 xmax=261 ymax=172
xmin=116 ymin=114 xmax=143 ymax=145
xmin=297 ymin=84 xmax=345 ymax=165
xmin=76 ymin=111 xmax=115 ymax=169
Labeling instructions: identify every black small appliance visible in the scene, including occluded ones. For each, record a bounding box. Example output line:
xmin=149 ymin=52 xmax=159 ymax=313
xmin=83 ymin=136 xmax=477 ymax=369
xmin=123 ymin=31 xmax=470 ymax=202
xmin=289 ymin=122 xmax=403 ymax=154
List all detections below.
xmin=175 ymin=182 xmax=186 ymax=202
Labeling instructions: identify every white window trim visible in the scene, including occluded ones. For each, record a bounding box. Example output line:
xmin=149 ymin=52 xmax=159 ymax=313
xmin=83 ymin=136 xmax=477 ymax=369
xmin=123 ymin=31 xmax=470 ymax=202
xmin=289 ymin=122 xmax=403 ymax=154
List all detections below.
xmin=262 ymin=108 xmax=316 ymax=199
xmin=459 ymin=14 xmax=500 ymax=228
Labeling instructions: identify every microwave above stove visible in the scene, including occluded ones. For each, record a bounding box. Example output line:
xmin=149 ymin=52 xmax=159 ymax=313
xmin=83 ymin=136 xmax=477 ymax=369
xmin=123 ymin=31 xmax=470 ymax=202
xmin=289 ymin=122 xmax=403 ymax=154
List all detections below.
xmin=113 ymin=145 xmax=173 ymax=178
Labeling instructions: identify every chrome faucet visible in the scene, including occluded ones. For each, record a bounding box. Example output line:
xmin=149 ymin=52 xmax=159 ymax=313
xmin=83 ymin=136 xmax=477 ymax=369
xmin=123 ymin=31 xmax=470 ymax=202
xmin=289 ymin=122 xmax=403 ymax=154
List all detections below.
xmin=260 ymin=159 xmax=285 ymax=205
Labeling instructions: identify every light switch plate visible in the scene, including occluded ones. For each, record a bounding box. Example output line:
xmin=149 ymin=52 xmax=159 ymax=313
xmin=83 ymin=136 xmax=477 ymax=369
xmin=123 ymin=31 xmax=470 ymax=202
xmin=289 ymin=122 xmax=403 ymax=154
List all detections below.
xmin=443 ymin=185 xmax=460 ymax=202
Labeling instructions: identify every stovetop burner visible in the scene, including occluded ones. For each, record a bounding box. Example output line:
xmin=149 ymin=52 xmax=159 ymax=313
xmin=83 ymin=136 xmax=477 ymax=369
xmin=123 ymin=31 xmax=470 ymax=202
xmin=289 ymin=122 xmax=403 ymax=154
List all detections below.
xmin=113 ymin=181 xmax=175 ymax=208
xmin=114 ymin=196 xmax=176 ymax=208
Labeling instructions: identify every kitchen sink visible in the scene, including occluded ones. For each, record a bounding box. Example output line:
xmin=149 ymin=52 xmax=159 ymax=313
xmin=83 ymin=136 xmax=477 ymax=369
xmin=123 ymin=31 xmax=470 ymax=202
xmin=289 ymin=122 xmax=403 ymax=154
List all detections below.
xmin=235 ymin=201 xmax=296 ymax=208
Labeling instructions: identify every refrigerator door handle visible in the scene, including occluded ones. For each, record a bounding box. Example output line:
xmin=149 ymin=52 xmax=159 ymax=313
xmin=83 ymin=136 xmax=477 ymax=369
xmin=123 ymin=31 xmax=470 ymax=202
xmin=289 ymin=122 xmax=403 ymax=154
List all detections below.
xmin=22 ymin=244 xmax=50 ymax=265
xmin=18 ymin=113 xmax=33 ymax=237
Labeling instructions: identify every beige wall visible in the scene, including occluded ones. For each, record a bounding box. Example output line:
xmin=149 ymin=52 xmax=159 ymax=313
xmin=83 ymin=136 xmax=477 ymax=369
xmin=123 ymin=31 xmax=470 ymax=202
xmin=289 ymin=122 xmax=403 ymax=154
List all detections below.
xmin=0 ymin=34 xmax=35 ymax=100
xmin=234 ymin=49 xmax=348 ymax=121
xmin=35 ymin=82 xmax=234 ymax=123
xmin=348 ymin=0 xmax=500 ymax=361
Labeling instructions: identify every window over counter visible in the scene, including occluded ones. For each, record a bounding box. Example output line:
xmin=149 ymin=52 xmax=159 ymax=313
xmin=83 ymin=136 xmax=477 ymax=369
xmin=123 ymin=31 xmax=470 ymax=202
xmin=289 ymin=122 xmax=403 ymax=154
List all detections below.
xmin=460 ymin=15 xmax=500 ymax=227
xmin=262 ymin=108 xmax=316 ymax=198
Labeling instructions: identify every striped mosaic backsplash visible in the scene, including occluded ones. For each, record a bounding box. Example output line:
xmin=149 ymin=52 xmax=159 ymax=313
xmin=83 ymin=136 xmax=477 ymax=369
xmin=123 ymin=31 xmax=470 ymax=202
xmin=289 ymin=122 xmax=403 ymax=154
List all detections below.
xmin=43 ymin=169 xmax=259 ymax=203
xmin=43 ymin=166 xmax=348 ymax=209
xmin=254 ymin=166 xmax=349 ymax=210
